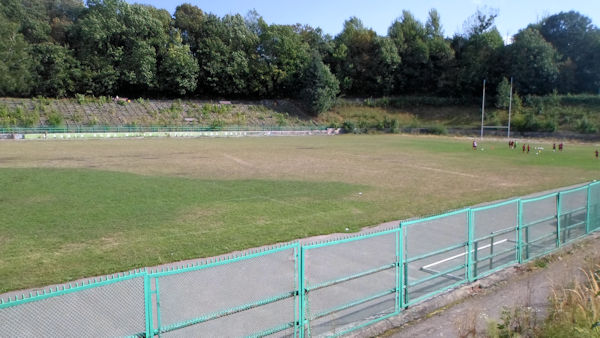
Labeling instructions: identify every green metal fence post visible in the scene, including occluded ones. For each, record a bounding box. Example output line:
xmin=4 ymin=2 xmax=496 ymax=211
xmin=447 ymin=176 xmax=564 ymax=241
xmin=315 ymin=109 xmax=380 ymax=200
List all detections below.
xmin=399 ymin=222 xmax=408 ymax=308
xmin=395 ymin=227 xmax=401 ymax=313
xmin=467 ymin=209 xmax=475 ymax=282
xmin=557 ymin=192 xmax=562 ymax=248
xmin=398 ymin=223 xmax=405 ymax=309
xmin=489 ymin=235 xmax=495 ymax=270
xmin=517 ymin=199 xmax=523 ymax=263
xmin=144 ymin=270 xmax=153 ymax=338
xmin=155 ymin=277 xmax=161 ymax=338
xmin=297 ymin=246 xmax=305 ymax=338
xmin=586 ymin=183 xmax=592 ymax=234
xmin=294 ymin=244 xmax=298 ymax=338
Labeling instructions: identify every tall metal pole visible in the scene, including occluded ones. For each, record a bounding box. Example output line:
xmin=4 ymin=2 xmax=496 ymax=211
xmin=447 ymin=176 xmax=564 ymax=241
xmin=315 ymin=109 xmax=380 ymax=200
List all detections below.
xmin=480 ymin=79 xmax=486 ymax=139
xmin=508 ymin=77 xmax=513 ymax=138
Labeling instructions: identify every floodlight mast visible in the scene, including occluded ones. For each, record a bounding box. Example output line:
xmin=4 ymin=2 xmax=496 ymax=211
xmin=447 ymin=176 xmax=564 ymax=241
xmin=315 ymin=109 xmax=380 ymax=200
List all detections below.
xmin=480 ymin=79 xmax=486 ymax=139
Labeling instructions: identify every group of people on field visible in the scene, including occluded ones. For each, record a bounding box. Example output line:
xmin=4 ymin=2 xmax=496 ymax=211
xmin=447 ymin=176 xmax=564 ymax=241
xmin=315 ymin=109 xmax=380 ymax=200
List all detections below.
xmin=507 ymin=140 xmax=563 ymax=154
xmin=473 ymin=139 xmax=598 ymax=159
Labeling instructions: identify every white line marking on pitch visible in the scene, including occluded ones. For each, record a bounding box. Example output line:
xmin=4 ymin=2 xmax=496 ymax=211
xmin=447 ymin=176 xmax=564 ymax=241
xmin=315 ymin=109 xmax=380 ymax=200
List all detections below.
xmin=223 ymin=153 xmax=254 ymax=167
xmin=422 ymin=239 xmax=509 ymax=269
xmin=406 ymin=165 xmax=479 ymax=178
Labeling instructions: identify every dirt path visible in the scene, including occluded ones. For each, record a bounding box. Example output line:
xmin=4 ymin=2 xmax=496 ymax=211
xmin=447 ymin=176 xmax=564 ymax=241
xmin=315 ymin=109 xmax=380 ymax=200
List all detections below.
xmin=355 ymin=233 xmax=600 ymax=337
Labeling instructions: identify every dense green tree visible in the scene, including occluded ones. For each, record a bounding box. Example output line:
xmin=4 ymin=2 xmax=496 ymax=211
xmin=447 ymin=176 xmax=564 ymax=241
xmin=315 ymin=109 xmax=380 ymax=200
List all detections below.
xmin=452 ymin=9 xmax=504 ymax=97
xmin=388 ymin=11 xmax=428 ymax=93
xmin=158 ymin=33 xmax=199 ymax=96
xmin=175 ymin=5 xmax=258 ymax=96
xmin=332 ymin=17 xmax=399 ymax=96
xmin=0 ymin=15 xmax=33 ymax=96
xmin=31 ymin=43 xmax=80 ymax=97
xmin=505 ymin=28 xmax=560 ymax=95
xmin=539 ymin=11 xmax=600 ymax=93
xmin=495 ymin=77 xmax=511 ymax=109
xmin=257 ymin=21 xmax=311 ymax=97
xmin=300 ymin=53 xmax=340 ymax=114
xmin=424 ymin=10 xmax=455 ymax=94
xmin=387 ymin=10 xmax=454 ymax=95
xmin=68 ymin=0 xmax=190 ymax=96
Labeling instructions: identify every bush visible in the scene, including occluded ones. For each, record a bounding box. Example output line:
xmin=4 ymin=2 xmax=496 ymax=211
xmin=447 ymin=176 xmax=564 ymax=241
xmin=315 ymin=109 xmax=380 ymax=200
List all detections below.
xmin=357 ymin=120 xmax=369 ymax=133
xmin=210 ymin=119 xmax=224 ymax=130
xmin=274 ymin=113 xmax=287 ymax=127
xmin=75 ymin=93 xmax=87 ymax=105
xmin=342 ymin=120 xmax=356 ymax=133
xmin=560 ymin=94 xmax=600 ymax=106
xmin=46 ymin=111 xmax=64 ymax=127
xmin=575 ymin=116 xmax=598 ymax=134
xmin=170 ymin=100 xmax=183 ymax=113
xmin=20 ymin=111 xmax=39 ymax=127
xmin=542 ymin=266 xmax=600 ymax=337
xmin=427 ymin=124 xmax=448 ymax=135
xmin=389 ymin=118 xmax=400 ymax=133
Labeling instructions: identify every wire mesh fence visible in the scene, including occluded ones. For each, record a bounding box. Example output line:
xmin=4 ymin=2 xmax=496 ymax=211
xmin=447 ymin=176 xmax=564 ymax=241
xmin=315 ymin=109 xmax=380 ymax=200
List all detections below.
xmin=520 ymin=194 xmax=558 ymax=261
xmin=302 ymin=230 xmax=398 ymax=336
xmin=559 ymin=187 xmax=588 ymax=243
xmin=471 ymin=199 xmax=519 ymax=279
xmin=0 ymin=271 xmax=147 ymax=338
xmin=148 ymin=244 xmax=298 ymax=337
xmin=1 ymin=182 xmax=599 ymax=337
xmin=402 ymin=210 xmax=469 ymax=306
xmin=589 ymin=182 xmax=600 ymax=232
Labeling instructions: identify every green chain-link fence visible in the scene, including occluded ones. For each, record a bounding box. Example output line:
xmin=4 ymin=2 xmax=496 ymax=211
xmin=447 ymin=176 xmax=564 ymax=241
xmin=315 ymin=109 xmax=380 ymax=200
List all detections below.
xmin=1 ymin=181 xmax=599 ymax=337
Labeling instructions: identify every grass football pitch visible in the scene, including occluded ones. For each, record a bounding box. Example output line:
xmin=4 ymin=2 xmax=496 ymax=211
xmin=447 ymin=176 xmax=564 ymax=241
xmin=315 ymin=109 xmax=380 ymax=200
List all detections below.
xmin=0 ymin=134 xmax=598 ymax=292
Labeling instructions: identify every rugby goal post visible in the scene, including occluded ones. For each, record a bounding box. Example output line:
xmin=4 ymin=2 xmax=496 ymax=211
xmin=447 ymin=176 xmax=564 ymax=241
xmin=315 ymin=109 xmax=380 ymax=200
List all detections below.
xmin=480 ymin=77 xmax=513 ymax=139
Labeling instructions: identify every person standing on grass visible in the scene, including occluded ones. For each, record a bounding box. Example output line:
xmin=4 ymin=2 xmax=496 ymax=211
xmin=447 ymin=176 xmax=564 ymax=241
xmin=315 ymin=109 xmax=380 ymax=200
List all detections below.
xmin=472 ymin=139 xmax=477 ymax=150
xmin=553 ymin=143 xmax=556 ymax=152
xmin=559 ymin=142 xmax=563 ymax=151
xmin=596 ymin=149 xmax=598 ymax=159
xmin=523 ymin=144 xmax=526 ymax=153
xmin=527 ymin=144 xmax=530 ymax=153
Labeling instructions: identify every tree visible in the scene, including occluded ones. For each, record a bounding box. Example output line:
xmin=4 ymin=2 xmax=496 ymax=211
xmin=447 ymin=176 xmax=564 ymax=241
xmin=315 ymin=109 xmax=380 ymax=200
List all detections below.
xmin=257 ymin=21 xmax=311 ymax=97
xmin=175 ymin=6 xmax=259 ymax=97
xmin=332 ymin=17 xmax=399 ymax=96
xmin=387 ymin=10 xmax=454 ymax=95
xmin=505 ymin=28 xmax=560 ymax=95
xmin=452 ymin=9 xmax=504 ymax=97
xmin=69 ymin=0 xmax=172 ymax=95
xmin=300 ymin=53 xmax=340 ymax=114
xmin=158 ymin=32 xmax=199 ymax=96
xmin=31 ymin=42 xmax=80 ymax=97
xmin=495 ymin=77 xmax=511 ymax=109
xmin=539 ymin=11 xmax=600 ymax=93
xmin=424 ymin=9 xmax=455 ymax=94
xmin=0 ymin=16 xmax=33 ymax=96
xmin=388 ymin=11 xmax=428 ymax=93
xmin=462 ymin=8 xmax=499 ymax=38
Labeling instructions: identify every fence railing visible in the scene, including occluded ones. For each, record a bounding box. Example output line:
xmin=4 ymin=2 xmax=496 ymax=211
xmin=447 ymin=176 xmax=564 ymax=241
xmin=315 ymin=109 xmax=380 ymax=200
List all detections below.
xmin=0 ymin=125 xmax=328 ymax=134
xmin=1 ymin=181 xmax=600 ymax=337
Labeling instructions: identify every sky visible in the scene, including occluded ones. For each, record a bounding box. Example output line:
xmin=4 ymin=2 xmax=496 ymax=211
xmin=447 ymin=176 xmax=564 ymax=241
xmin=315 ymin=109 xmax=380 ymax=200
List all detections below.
xmin=126 ymin=0 xmax=600 ymax=40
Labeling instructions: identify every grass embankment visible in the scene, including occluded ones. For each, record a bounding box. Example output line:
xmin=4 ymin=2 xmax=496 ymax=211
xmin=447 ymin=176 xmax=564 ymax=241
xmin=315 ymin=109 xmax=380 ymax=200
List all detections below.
xmin=325 ymin=95 xmax=600 ymax=135
xmin=2 ymin=94 xmax=600 ymax=135
xmin=0 ymin=135 xmax=599 ymax=292
xmin=0 ymin=96 xmax=315 ymax=129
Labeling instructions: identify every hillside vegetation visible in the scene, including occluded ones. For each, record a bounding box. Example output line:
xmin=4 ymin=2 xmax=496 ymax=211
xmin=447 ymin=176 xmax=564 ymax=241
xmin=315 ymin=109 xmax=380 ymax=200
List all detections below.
xmin=1 ymin=95 xmax=599 ymax=136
